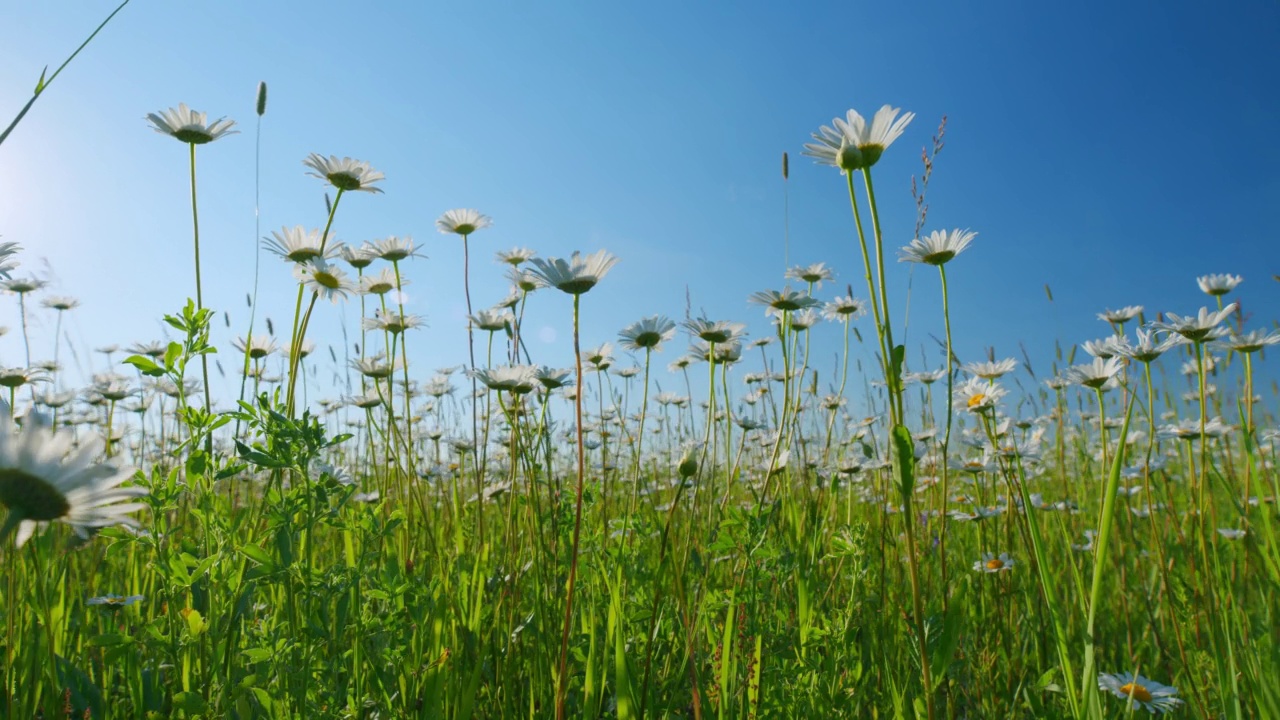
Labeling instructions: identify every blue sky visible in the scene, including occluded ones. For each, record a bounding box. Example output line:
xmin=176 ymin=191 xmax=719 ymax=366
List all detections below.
xmin=2 ymin=1 xmax=1278 ymax=416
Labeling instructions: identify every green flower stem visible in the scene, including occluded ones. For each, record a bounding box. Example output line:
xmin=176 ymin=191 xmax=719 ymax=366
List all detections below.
xmin=625 ymin=348 xmax=654 ymax=538
xmin=1241 ymin=352 xmax=1255 ymax=530
xmin=843 ymin=173 xmax=893 ymax=423
xmin=235 ymin=106 xmax=266 ymax=436
xmin=1078 ymin=387 xmax=1136 ymax=717
xmin=938 ymin=264 xmax=955 ymax=603
xmin=720 ymin=351 xmax=734 ymax=499
xmin=861 ymin=167 xmax=903 ymax=423
xmin=461 ymin=233 xmax=482 ymax=545
xmin=762 ymin=312 xmax=793 ymax=501
xmin=187 ymin=142 xmax=212 ymax=423
xmin=286 ymin=187 xmax=344 ymax=413
xmin=822 ymin=315 xmax=853 ymax=464
xmin=392 ymin=260 xmax=416 ymax=469
xmin=555 ymin=293 xmax=587 ymax=720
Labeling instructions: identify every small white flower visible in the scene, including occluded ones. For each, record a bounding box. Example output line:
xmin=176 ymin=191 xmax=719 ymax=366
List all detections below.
xmin=803 ymin=105 xmax=915 ymax=171
xmin=1148 ymin=304 xmax=1236 ymax=343
xmin=303 ymin=154 xmax=385 ymax=193
xmin=963 ymin=358 xmax=1017 ymax=380
xmin=146 ymin=103 xmax=237 ymax=144
xmin=954 ymin=377 xmax=1006 ymax=414
xmin=972 ymin=552 xmax=1014 ymax=574
xmin=619 ymin=315 xmax=677 ymax=352
xmin=1097 ymin=672 xmax=1183 ymax=714
xmin=1098 ymin=305 xmax=1144 ymax=324
xmin=526 ymin=250 xmax=618 ymax=295
xmin=898 ymin=229 xmax=976 ymax=266
xmin=1195 ymin=273 xmax=1242 ymax=296
xmin=1067 ymin=357 xmax=1125 ymax=390
xmin=294 ymin=259 xmax=356 ymax=303
xmin=436 ymin=208 xmax=493 ymax=236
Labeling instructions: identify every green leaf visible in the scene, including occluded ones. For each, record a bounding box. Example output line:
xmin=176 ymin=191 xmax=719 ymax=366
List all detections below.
xmin=250 ymin=686 xmax=274 ymax=712
xmin=216 ymin=463 xmax=246 ymax=480
xmin=890 ymin=424 xmax=915 ymax=499
xmin=182 ymin=608 xmax=206 ymax=636
xmin=122 ymin=355 xmax=164 ymax=377
xmin=33 ymin=66 xmax=48 ymax=94
xmin=166 ymin=554 xmax=192 ymax=586
xmin=890 ymin=344 xmax=906 ymax=392
xmin=173 ymin=692 xmax=207 ymax=714
xmin=242 ymin=647 xmax=274 ymax=663
xmin=235 ymin=440 xmax=287 ymax=469
xmin=240 ymin=545 xmax=278 ymax=573
xmin=86 ymin=633 xmax=132 ymax=647
xmin=164 ymin=341 xmax=182 ymax=370
xmin=185 ymin=451 xmax=208 ymax=478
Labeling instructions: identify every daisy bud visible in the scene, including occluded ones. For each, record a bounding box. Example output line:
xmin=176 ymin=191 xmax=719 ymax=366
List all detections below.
xmin=677 ymin=449 xmax=698 ymax=479
xmin=837 ymin=137 xmax=864 ymax=172
xmin=256 ymin=82 xmax=268 ymax=116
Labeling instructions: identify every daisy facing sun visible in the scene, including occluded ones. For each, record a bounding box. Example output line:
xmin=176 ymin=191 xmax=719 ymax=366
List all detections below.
xmin=0 ymin=412 xmax=147 ymax=547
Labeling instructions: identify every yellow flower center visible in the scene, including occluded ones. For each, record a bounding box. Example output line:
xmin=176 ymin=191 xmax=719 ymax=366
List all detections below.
xmin=968 ymin=393 xmax=987 ymax=409
xmin=1118 ymin=683 xmax=1153 ymax=703
xmin=985 ymin=558 xmax=1005 ymax=571
xmin=315 ymin=271 xmax=341 ymax=290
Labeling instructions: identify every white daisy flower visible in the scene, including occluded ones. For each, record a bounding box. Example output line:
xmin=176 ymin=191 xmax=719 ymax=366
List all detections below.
xmin=785 ymin=262 xmax=835 ymax=287
xmin=954 ymin=377 xmax=1006 ymax=414
xmin=683 ymin=317 xmax=747 ymax=345
xmin=0 ymin=414 xmax=148 ymax=547
xmin=469 ymin=308 xmax=513 ymax=332
xmin=1195 ymin=273 xmax=1242 ymax=296
xmin=293 ymin=259 xmax=356 ymax=303
xmin=359 ymin=268 xmax=403 ymax=296
xmin=371 ymin=235 xmax=421 ymax=262
xmin=496 ymin=247 xmax=536 ymax=266
xmin=263 ymin=226 xmax=340 ymax=263
xmin=1123 ymin=329 xmax=1181 ymax=363
xmin=898 ymin=229 xmax=976 ymax=266
xmin=963 ymin=358 xmax=1017 ymax=380
xmin=87 ymin=593 xmax=145 ymax=608
xmin=436 ymin=208 xmax=493 ymax=236
xmin=526 ymin=250 xmax=618 ymax=295
xmin=0 ymin=241 xmax=22 ymax=280
xmin=232 ymin=334 xmax=279 ymax=360
xmin=972 ymin=552 xmax=1014 ymax=574
xmin=1097 ymin=672 xmax=1183 ymax=714
xmin=1098 ymin=305 xmax=1144 ymax=324
xmin=749 ymin=288 xmax=820 ymax=313
xmin=146 ymin=103 xmax=237 ymax=144
xmin=1067 ymin=357 xmax=1125 ymax=390
xmin=41 ymin=296 xmax=80 ymax=312
xmin=303 ymin=154 xmax=385 ymax=193
xmin=619 ymin=315 xmax=677 ymax=352
xmin=1226 ymin=328 xmax=1280 ymax=354
xmin=471 ymin=365 xmax=540 ymax=395
xmin=803 ymin=105 xmax=915 ymax=171
xmin=1148 ymin=304 xmax=1236 ymax=343
xmin=822 ymin=295 xmax=868 ymax=321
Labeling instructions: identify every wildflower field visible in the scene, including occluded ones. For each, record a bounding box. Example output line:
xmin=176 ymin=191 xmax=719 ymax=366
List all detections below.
xmin=3 ymin=5 xmax=1280 ymax=719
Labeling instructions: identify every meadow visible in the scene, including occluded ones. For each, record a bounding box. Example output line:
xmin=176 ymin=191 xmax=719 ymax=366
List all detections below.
xmin=3 ymin=16 xmax=1280 ymax=720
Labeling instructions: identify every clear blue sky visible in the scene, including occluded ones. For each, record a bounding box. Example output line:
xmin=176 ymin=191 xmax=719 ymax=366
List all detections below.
xmin=3 ymin=1 xmax=1278 ymax=415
